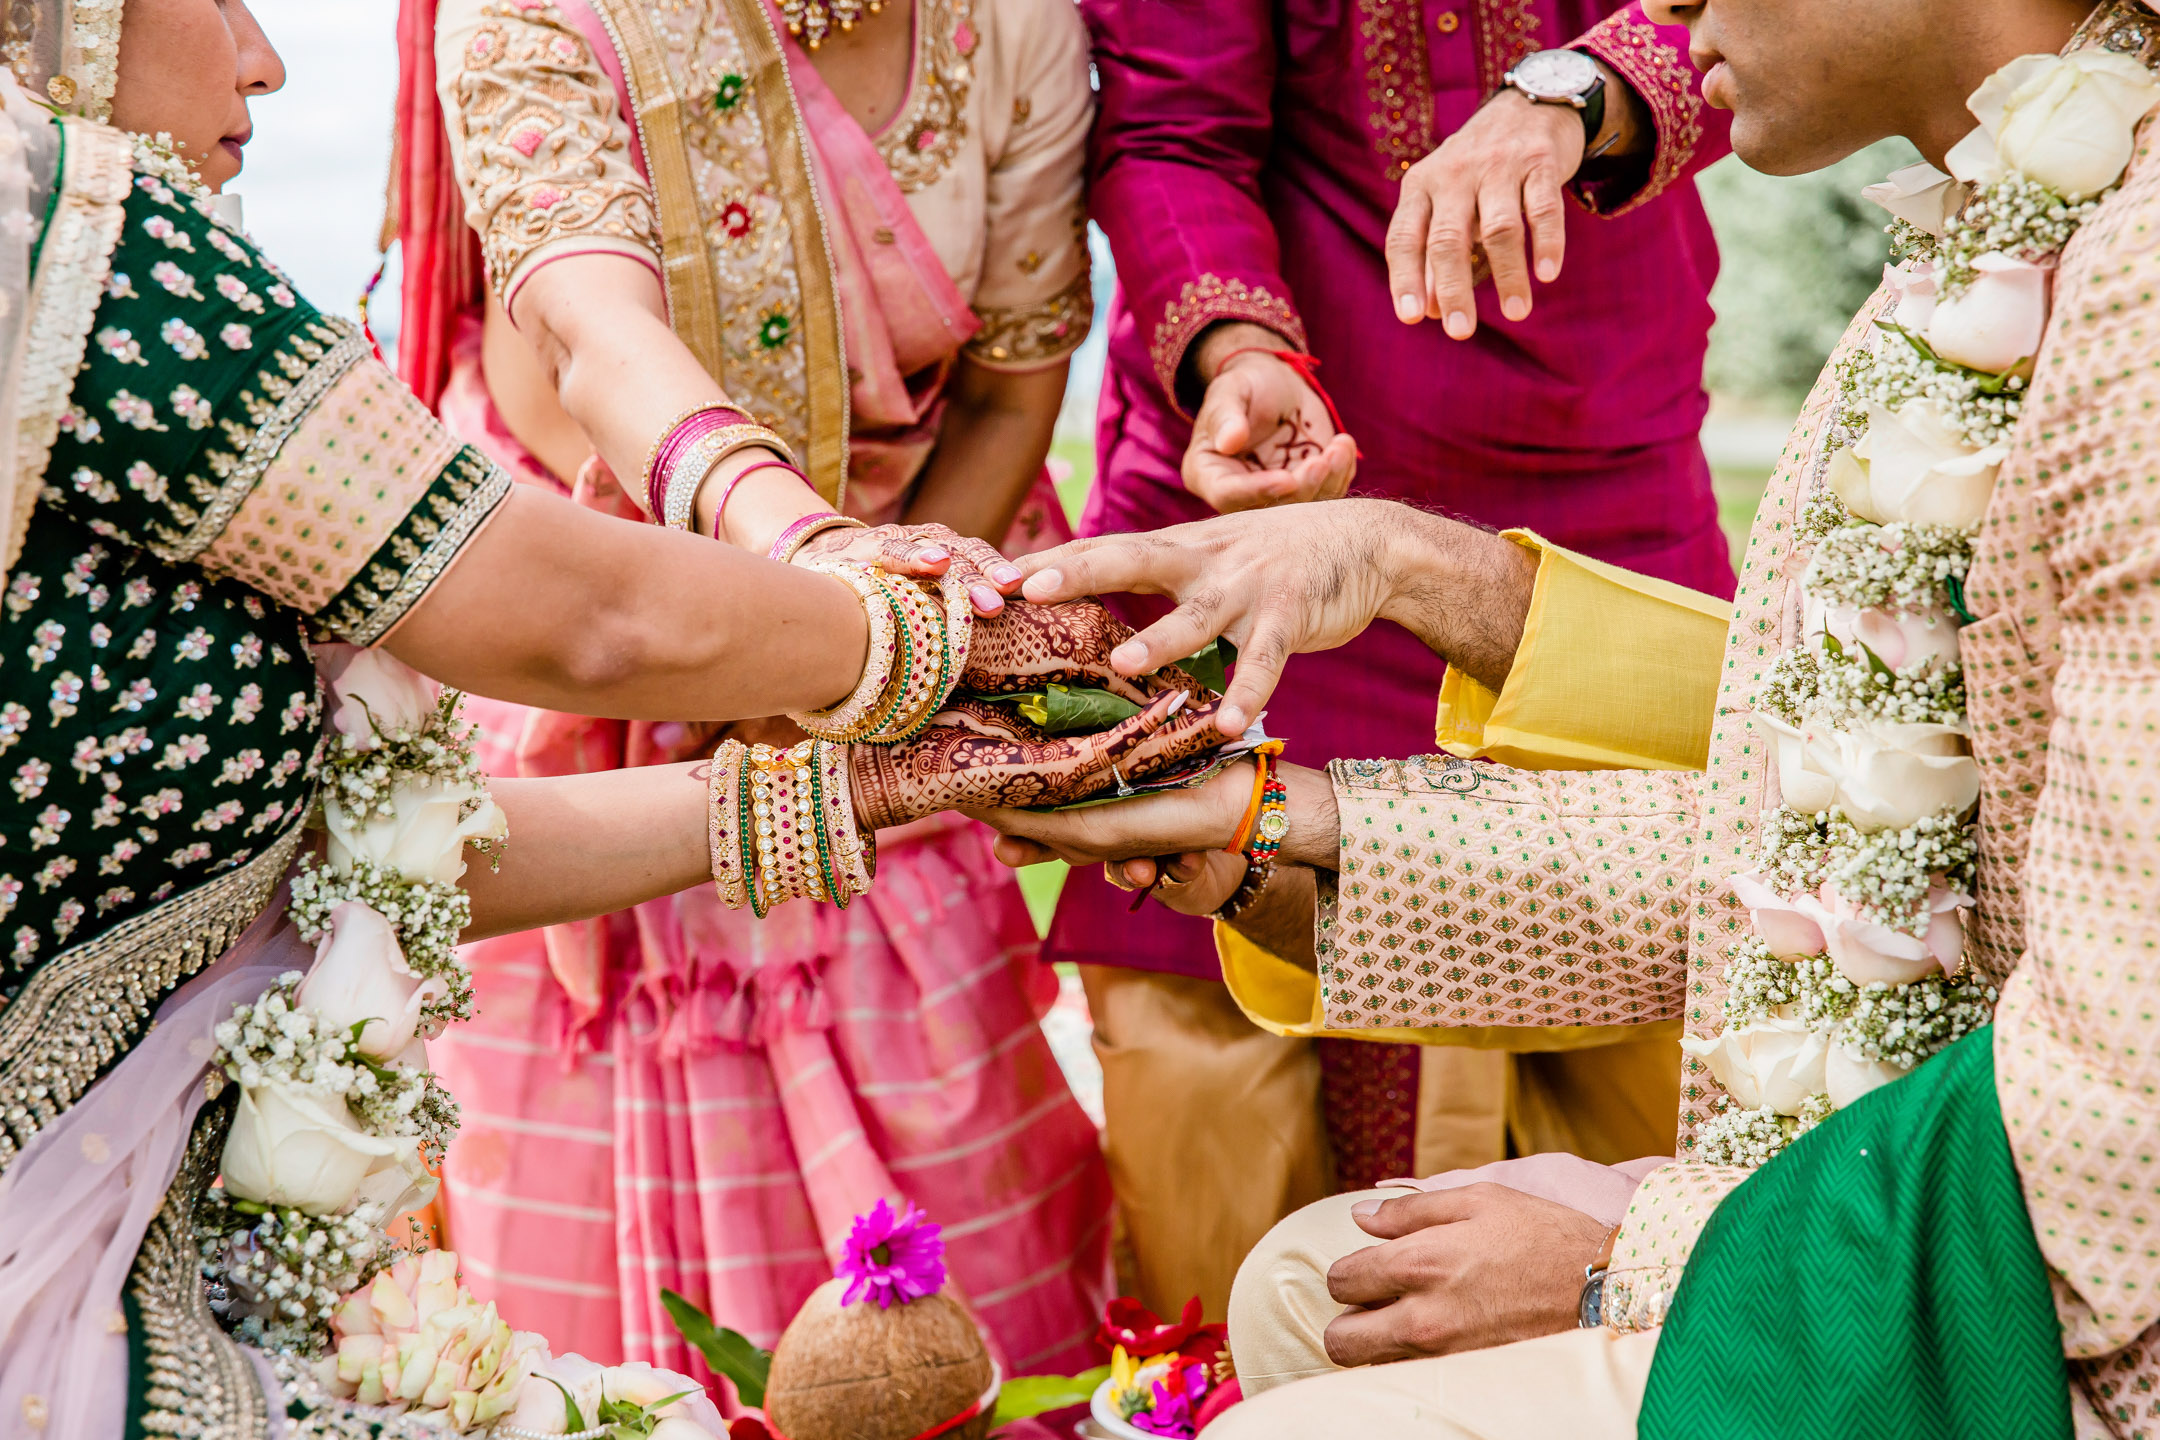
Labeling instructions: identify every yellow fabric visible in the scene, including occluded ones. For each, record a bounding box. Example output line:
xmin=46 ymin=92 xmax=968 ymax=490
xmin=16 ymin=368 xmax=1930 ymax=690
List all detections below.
xmin=1216 ymin=922 xmax=1680 ymax=1054
xmin=1434 ymin=530 xmax=1730 ymax=772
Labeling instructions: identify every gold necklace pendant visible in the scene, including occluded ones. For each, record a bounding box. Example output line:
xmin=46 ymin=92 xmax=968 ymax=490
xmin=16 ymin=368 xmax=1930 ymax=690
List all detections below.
xmin=781 ymin=0 xmax=887 ymax=49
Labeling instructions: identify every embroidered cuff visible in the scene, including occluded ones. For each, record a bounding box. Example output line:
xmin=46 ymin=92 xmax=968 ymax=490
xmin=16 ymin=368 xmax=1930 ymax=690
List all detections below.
xmin=1571 ymin=12 xmax=1708 ymax=215
xmin=1151 ymin=272 xmax=1308 ymax=416
xmin=1603 ymin=1160 xmax=1752 ymax=1332
xmin=965 ymin=269 xmax=1095 ymax=370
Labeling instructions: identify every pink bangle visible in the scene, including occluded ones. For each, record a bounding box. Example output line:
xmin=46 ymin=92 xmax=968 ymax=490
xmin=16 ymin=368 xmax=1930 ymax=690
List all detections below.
xmin=709 ymin=458 xmax=809 ymax=540
xmin=769 ymin=511 xmax=864 ymax=564
xmin=645 ymin=403 xmax=751 ymax=518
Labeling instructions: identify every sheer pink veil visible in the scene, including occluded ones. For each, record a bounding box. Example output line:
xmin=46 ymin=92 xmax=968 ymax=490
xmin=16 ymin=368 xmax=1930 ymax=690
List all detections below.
xmin=0 ymin=898 xmax=313 ymax=1440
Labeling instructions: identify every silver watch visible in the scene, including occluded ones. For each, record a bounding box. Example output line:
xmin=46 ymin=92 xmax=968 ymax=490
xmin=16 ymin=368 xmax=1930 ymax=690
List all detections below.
xmin=1503 ymin=48 xmax=1607 ymax=144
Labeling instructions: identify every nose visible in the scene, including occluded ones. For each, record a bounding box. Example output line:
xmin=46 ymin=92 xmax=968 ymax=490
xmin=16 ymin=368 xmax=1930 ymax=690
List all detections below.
xmin=1642 ymin=0 xmax=1697 ymax=26
xmin=228 ymin=0 xmax=288 ymax=97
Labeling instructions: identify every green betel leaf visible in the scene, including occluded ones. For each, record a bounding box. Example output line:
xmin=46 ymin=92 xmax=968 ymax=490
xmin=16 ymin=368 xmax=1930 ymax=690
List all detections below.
xmin=1004 ymin=685 xmax=1145 ymax=735
xmin=661 ymin=1288 xmax=771 ymax=1408
xmin=990 ymin=1366 xmax=1113 ymax=1424
xmin=1175 ymin=638 xmax=1236 ymax=696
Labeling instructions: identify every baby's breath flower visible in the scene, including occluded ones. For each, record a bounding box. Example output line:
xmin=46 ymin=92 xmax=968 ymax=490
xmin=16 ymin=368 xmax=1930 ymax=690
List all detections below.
xmin=1804 ymin=520 xmax=1972 ymax=616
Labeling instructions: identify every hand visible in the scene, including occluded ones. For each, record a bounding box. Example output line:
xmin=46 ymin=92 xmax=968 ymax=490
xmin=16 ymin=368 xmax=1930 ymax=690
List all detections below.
xmin=1322 ymin=1184 xmax=1608 ymax=1365
xmin=1103 ymin=851 xmax=1249 ymax=917
xmin=975 ymin=758 xmax=1253 ymax=867
xmin=961 ymin=596 xmax=1204 ymax=708
xmin=1183 ymin=331 xmax=1357 ymax=513
xmin=798 ymin=521 xmax=1024 ymax=617
xmin=849 ymin=690 xmax=1227 ymax=831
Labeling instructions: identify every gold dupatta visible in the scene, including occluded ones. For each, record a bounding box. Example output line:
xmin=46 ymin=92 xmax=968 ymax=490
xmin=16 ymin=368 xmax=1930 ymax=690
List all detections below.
xmin=582 ymin=0 xmax=850 ymax=507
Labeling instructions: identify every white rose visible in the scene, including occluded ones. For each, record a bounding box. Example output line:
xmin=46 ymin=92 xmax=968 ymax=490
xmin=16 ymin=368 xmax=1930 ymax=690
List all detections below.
xmin=1954 ymin=50 xmax=2160 ymax=200
xmin=1802 ymin=585 xmax=1962 ymax=673
xmin=296 ymin=901 xmax=446 ymax=1059
xmin=317 ymin=643 xmax=440 ymax=750
xmin=1815 ymin=718 xmax=1981 ymax=832
xmin=1756 ymin=713 xmax=1839 ymax=815
xmin=351 ymin=1138 xmax=439 ymax=1227
xmin=1861 ymin=162 xmax=1968 ymax=238
xmin=1839 ymin=400 xmax=2006 ymax=531
xmin=1729 ymin=872 xmax=1830 ymax=960
xmin=324 ymin=776 xmax=507 ymax=887
xmin=601 ymin=1362 xmax=704 ymax=1416
xmin=649 ymin=1421 xmax=725 ymax=1440
xmin=220 ymin=1079 xmax=401 ymax=1214
xmin=1819 ymin=882 xmax=1973 ymax=987
xmin=1679 ymin=1014 xmax=1829 ymax=1116
xmin=507 ymin=1353 xmax=608 ymax=1435
xmin=1925 ymin=253 xmax=2050 ymax=374
xmin=1826 ymin=1047 xmax=1912 ymax=1110
xmin=1881 ymin=257 xmax=1941 ymax=331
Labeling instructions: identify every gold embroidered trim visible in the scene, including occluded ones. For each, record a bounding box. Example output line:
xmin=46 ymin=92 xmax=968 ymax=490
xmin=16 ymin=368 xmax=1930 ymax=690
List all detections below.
xmin=327 ymin=450 xmax=516 ymax=647
xmin=0 ymin=818 xmax=303 ymax=1174
xmin=128 ymin=1096 xmax=274 ymax=1440
xmin=877 ymin=0 xmax=974 ymax=193
xmin=1149 ymin=273 xmax=1307 ymax=407
xmin=1356 ymin=0 xmax=1434 ymax=181
xmin=1574 ymin=12 xmax=1703 ymax=213
xmin=966 ymin=270 xmax=1093 ymax=369
xmin=1601 ymin=1266 xmax=1679 ymax=1334
xmin=7 ymin=117 xmax=130 ymax=581
xmin=1472 ymin=0 xmax=1542 ymax=95
xmin=152 ymin=323 xmax=369 ymax=565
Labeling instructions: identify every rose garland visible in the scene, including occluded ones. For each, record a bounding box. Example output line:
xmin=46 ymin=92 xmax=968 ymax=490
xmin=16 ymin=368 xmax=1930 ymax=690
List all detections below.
xmin=1691 ymin=49 xmax=2160 ymax=1167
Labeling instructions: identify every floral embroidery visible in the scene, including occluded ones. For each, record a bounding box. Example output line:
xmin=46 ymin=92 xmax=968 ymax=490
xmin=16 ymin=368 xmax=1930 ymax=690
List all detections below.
xmin=1471 ymin=0 xmax=1542 ymax=94
xmin=109 ymin=391 xmax=167 ymax=432
xmin=160 ymin=320 xmax=208 ymax=361
xmin=168 ymin=386 xmax=213 ymax=429
xmin=150 ymin=260 xmax=202 ymax=300
xmin=216 ymin=274 xmax=265 ymax=313
xmin=71 ymin=468 xmax=118 ymax=505
xmin=205 ymin=227 xmax=253 ymax=267
xmin=967 ymin=270 xmax=1094 ymax=368
xmin=1150 ymin=274 xmax=1308 ymax=405
xmin=268 ymin=283 xmax=295 ymax=308
xmin=96 ymin=327 xmax=146 ymax=366
xmin=877 ymin=0 xmax=974 ymax=192
xmin=712 ymin=72 xmax=747 ymax=111
xmin=126 ymin=462 xmax=169 ymax=502
xmin=1357 ymin=0 xmax=1435 ymax=181
xmin=1575 ymin=11 xmax=1706 ymax=212
xmin=105 ymin=272 xmax=136 ymax=301
xmin=142 ymin=214 xmax=195 ymax=252
xmin=758 ymin=310 xmax=793 ymax=349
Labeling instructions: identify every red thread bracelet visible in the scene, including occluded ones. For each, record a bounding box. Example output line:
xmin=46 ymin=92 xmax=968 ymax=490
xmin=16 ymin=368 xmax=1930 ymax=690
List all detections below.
xmin=1214 ymin=346 xmax=1360 ymax=456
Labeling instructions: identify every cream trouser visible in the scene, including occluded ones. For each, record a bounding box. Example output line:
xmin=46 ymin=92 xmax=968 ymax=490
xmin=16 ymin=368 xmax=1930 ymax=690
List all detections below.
xmin=1217 ymin=1187 xmax=1655 ymax=1438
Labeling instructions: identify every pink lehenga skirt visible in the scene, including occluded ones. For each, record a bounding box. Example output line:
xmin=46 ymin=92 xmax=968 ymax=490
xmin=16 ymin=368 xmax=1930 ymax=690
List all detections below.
xmin=427 ymin=354 xmax=1110 ymax=1384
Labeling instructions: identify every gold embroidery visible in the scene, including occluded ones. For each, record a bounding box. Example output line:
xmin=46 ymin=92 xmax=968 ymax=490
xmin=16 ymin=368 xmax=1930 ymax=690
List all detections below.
xmin=1149 ymin=273 xmax=1307 ymax=405
xmin=452 ymin=2 xmax=662 ymax=294
xmin=966 ymin=270 xmax=1093 ymax=368
xmin=877 ymin=0 xmax=975 ymax=193
xmin=0 ymin=818 xmax=303 ymax=1174
xmin=7 ymin=119 xmax=130 ymax=583
xmin=1356 ymin=0 xmax=1434 ymax=181
xmin=1471 ymin=0 xmax=1542 ymax=95
xmin=1575 ymin=12 xmax=1704 ymax=212
xmin=326 ymin=450 xmax=514 ymax=647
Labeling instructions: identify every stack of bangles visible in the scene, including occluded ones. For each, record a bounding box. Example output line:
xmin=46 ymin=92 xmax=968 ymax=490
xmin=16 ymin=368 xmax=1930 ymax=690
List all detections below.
xmin=1215 ymin=741 xmax=1288 ymax=923
xmin=708 ymin=737 xmax=876 ymax=917
xmin=784 ymin=559 xmax=973 ymax=745
xmin=643 ymin=400 xmax=807 ymax=535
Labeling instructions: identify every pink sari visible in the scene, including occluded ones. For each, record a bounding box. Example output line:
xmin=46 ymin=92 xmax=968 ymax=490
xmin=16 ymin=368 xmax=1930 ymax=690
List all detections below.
xmin=394 ymin=0 xmax=1106 ymax=1382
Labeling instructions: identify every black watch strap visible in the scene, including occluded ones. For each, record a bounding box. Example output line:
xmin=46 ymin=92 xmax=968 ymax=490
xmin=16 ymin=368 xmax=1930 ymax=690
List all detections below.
xmin=1577 ymin=65 xmax=1608 ymax=153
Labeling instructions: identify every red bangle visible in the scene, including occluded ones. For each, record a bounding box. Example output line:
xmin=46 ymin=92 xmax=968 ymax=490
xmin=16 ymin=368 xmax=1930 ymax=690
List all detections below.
xmin=1215 ymin=347 xmax=1360 ymax=457
xmin=708 ymin=457 xmax=807 ymax=540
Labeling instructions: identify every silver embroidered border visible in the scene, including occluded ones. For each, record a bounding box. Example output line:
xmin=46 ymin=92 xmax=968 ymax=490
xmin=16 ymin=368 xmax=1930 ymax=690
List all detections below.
xmin=0 ymin=816 xmax=304 ymax=1174
xmin=334 ymin=452 xmax=515 ymax=647
xmin=152 ymin=322 xmax=369 ymax=566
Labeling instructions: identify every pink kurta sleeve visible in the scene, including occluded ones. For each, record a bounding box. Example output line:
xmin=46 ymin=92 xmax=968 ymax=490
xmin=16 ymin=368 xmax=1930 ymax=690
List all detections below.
xmin=1570 ymin=3 xmax=1732 ymax=215
xmin=1081 ymin=0 xmax=1306 ymax=413
xmin=1318 ymin=756 xmax=1696 ymax=1031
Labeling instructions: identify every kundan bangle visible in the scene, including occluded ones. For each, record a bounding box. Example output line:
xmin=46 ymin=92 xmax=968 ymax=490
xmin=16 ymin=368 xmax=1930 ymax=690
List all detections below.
xmin=708 ymin=739 xmax=752 ymax=911
xmin=795 ymin=562 xmax=904 ymax=741
xmin=709 ymin=457 xmax=809 ymax=539
xmin=817 ymin=739 xmax=876 ymax=900
xmin=663 ymin=424 xmax=795 ymax=531
xmin=771 ymin=511 xmax=866 ymax=564
xmin=643 ymin=402 xmax=750 ymax=515
xmin=791 ymin=567 xmax=963 ymax=745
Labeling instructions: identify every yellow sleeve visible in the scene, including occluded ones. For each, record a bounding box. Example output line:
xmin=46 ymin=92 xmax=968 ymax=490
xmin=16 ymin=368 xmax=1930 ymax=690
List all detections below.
xmin=1435 ymin=530 xmax=1731 ymax=772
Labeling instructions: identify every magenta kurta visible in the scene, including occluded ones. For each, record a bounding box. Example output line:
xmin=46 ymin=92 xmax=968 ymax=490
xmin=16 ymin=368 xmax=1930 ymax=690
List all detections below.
xmin=1048 ymin=0 xmax=1738 ymax=978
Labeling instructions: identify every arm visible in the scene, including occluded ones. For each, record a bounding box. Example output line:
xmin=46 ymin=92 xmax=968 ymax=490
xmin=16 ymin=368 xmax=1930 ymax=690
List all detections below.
xmin=1387 ymin=3 xmax=1734 ymax=335
xmin=904 ymin=358 xmax=1068 ymax=544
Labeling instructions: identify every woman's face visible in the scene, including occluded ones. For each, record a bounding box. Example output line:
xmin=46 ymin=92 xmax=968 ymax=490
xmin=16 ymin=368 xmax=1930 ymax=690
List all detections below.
xmin=106 ymin=0 xmax=285 ymax=191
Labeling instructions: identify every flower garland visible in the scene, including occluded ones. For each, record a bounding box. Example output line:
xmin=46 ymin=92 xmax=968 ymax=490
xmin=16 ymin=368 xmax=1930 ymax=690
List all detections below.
xmin=1693 ymin=46 xmax=2160 ymax=1168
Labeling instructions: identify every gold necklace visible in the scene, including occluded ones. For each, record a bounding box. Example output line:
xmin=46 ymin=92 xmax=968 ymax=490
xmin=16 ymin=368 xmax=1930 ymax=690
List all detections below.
xmin=778 ymin=0 xmax=884 ymax=50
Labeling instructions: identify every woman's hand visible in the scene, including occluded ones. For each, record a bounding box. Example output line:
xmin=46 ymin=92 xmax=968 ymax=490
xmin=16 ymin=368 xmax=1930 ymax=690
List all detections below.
xmin=1013 ymin=500 xmax=1537 ymax=737
xmin=848 ymin=690 xmax=1227 ymax=831
xmin=960 ymin=596 xmax=1204 ymax=706
xmin=798 ymin=521 xmax=1024 ymax=617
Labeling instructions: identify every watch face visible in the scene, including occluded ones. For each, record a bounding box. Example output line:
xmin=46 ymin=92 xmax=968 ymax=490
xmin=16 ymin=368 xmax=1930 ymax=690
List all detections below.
xmin=1510 ymin=48 xmax=1599 ymax=101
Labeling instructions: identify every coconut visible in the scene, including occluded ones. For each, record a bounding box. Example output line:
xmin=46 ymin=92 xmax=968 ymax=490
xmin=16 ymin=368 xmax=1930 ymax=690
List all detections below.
xmin=762 ymin=1278 xmax=994 ymax=1440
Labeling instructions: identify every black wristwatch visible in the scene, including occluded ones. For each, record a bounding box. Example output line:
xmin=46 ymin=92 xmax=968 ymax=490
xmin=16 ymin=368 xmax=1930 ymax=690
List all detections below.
xmin=1503 ymin=48 xmax=1607 ymax=150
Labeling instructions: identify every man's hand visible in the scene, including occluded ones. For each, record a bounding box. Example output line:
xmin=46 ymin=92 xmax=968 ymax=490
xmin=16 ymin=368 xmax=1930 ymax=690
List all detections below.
xmin=1386 ymin=60 xmax=1648 ymax=339
xmin=1323 ymin=1184 xmax=1609 ymax=1365
xmin=1183 ymin=323 xmax=1357 ymax=513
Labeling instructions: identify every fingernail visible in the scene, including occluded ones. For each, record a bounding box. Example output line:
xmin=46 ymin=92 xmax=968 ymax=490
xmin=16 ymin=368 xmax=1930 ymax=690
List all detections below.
xmin=1024 ymin=569 xmax=1062 ymax=599
xmin=1219 ymin=705 xmax=1246 ymax=735
xmin=1536 ymin=258 xmax=1559 ymax=282
xmin=970 ymin=585 xmax=1003 ymax=612
xmin=919 ymin=545 xmax=950 ymax=563
xmin=1394 ymin=293 xmax=1420 ymax=323
xmin=1111 ymin=641 xmax=1148 ymax=671
xmin=1164 ymin=690 xmax=1190 ymax=716
xmin=1444 ymin=311 xmax=1472 ymax=338
xmin=1501 ymin=296 xmax=1528 ymax=322
xmin=1351 ymin=1200 xmax=1381 ymax=1220
xmin=992 ymin=564 xmax=1023 ymax=585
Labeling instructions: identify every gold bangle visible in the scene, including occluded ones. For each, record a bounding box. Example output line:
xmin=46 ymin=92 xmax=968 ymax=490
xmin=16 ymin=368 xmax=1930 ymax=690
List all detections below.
xmin=642 ymin=402 xmax=748 ymax=515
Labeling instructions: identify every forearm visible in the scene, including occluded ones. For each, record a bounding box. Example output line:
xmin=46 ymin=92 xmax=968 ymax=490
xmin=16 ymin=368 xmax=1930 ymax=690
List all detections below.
xmin=462 ymin=764 xmax=709 ymax=939
xmin=1226 ymin=862 xmax=1320 ymax=970
xmin=388 ymin=486 xmax=868 ymax=721
xmin=904 ymin=360 xmax=1067 ymax=544
xmin=1376 ymin=509 xmax=1539 ymax=693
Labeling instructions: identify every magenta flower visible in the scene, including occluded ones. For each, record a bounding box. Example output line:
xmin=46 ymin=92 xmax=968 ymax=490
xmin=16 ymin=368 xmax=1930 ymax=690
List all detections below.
xmin=836 ymin=1199 xmax=946 ymax=1309
xmin=1131 ymin=1359 xmax=1210 ymax=1438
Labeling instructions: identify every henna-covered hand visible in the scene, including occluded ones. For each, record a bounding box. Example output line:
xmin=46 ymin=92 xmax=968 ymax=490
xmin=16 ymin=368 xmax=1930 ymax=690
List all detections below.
xmin=960 ymin=597 xmax=1204 ymax=707
xmin=796 ymin=521 xmax=1022 ymax=617
xmin=848 ymin=691 xmax=1228 ymax=831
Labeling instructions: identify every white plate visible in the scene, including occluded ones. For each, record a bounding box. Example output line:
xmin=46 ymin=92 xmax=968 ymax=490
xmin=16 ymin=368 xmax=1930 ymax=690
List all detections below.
xmin=1085 ymin=1378 xmax=1156 ymax=1440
